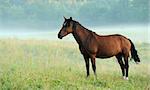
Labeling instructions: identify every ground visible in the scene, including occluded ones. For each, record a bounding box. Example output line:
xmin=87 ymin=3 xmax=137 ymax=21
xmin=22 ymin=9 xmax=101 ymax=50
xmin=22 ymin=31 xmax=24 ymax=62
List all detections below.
xmin=0 ymin=39 xmax=149 ymax=90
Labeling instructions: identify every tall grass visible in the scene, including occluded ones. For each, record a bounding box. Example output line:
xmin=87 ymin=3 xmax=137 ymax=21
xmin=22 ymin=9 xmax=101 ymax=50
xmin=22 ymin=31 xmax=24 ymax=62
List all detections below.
xmin=0 ymin=39 xmax=149 ymax=90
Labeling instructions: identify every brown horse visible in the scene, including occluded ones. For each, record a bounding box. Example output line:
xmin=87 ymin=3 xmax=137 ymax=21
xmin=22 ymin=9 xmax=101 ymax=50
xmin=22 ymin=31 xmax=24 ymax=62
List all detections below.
xmin=58 ymin=17 xmax=140 ymax=80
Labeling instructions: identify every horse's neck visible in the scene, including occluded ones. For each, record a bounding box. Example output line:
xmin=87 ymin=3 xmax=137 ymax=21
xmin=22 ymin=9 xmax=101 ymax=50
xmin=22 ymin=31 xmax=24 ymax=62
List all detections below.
xmin=72 ymin=24 xmax=90 ymax=46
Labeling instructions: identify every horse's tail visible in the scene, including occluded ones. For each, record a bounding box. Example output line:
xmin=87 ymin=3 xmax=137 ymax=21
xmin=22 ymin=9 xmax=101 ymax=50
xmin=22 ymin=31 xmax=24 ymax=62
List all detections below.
xmin=128 ymin=39 xmax=140 ymax=64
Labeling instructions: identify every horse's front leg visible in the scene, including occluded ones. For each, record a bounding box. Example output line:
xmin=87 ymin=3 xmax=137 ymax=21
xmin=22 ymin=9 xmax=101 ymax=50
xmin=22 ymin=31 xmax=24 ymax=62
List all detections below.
xmin=83 ymin=55 xmax=90 ymax=77
xmin=91 ymin=57 xmax=97 ymax=79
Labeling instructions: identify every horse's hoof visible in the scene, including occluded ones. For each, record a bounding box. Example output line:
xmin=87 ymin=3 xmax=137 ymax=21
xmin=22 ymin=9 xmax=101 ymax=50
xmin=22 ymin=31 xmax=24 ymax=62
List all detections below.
xmin=86 ymin=76 xmax=89 ymax=79
xmin=136 ymin=62 xmax=140 ymax=64
xmin=125 ymin=77 xmax=129 ymax=80
xmin=124 ymin=77 xmax=129 ymax=80
xmin=123 ymin=76 xmax=129 ymax=80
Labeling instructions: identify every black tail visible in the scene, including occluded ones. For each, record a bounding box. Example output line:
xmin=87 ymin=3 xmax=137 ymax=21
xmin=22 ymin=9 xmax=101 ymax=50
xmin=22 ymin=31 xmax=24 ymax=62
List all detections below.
xmin=128 ymin=39 xmax=140 ymax=63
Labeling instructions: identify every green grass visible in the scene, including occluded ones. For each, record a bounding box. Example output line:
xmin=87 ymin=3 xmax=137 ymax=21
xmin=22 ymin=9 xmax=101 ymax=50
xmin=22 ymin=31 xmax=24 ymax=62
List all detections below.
xmin=0 ymin=39 xmax=149 ymax=90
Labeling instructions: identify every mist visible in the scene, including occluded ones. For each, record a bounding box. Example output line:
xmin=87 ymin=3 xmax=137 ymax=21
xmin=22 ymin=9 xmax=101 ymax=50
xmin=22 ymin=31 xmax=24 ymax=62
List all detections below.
xmin=0 ymin=0 xmax=149 ymax=43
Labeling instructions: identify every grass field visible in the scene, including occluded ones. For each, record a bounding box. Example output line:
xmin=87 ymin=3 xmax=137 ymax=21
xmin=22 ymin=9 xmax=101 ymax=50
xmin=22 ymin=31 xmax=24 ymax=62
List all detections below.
xmin=0 ymin=39 xmax=149 ymax=90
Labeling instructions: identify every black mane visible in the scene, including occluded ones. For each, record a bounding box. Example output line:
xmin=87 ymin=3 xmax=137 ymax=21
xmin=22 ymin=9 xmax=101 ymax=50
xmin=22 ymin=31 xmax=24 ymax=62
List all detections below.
xmin=72 ymin=20 xmax=95 ymax=34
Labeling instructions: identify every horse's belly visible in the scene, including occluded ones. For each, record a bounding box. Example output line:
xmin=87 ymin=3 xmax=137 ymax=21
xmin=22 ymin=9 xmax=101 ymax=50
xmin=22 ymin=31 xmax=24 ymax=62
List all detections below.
xmin=96 ymin=40 xmax=121 ymax=58
xmin=96 ymin=53 xmax=114 ymax=58
xmin=96 ymin=48 xmax=120 ymax=58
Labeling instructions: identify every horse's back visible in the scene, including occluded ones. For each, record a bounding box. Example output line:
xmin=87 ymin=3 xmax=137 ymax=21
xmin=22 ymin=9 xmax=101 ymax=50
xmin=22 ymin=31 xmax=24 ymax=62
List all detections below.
xmin=93 ymin=33 xmax=131 ymax=58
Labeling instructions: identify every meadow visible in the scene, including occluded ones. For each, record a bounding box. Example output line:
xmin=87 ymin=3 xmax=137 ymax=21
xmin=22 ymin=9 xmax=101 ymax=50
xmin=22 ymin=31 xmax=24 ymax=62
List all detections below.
xmin=0 ymin=39 xmax=149 ymax=90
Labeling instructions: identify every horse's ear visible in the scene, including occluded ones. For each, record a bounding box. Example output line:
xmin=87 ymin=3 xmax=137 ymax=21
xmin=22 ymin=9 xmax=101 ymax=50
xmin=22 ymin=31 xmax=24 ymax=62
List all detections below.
xmin=63 ymin=16 xmax=67 ymax=21
xmin=70 ymin=17 xmax=72 ymax=20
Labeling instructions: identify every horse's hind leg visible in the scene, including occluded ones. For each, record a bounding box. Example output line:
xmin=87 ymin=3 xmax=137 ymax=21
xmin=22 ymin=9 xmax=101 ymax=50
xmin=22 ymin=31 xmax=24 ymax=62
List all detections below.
xmin=124 ymin=55 xmax=129 ymax=80
xmin=116 ymin=54 xmax=125 ymax=79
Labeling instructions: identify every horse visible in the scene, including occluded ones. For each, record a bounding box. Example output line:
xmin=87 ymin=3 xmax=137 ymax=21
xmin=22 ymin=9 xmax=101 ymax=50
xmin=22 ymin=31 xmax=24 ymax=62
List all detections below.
xmin=58 ymin=17 xmax=140 ymax=80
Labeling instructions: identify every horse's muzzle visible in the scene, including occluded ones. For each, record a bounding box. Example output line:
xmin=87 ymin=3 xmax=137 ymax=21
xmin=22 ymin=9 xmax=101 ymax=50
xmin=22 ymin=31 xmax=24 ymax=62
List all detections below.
xmin=58 ymin=34 xmax=63 ymax=39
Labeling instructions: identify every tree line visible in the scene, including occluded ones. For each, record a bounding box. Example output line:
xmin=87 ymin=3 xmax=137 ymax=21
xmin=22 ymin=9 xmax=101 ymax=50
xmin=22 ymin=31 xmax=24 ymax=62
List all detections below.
xmin=0 ymin=0 xmax=148 ymax=29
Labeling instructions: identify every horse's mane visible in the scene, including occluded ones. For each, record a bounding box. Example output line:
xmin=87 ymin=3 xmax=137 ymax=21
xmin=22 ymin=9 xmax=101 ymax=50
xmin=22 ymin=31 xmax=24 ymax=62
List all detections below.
xmin=73 ymin=20 xmax=129 ymax=39
xmin=72 ymin=20 xmax=96 ymax=34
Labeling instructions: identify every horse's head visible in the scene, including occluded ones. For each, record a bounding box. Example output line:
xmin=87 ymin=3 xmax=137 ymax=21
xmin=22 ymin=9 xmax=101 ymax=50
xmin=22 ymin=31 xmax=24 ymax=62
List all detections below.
xmin=58 ymin=17 xmax=74 ymax=39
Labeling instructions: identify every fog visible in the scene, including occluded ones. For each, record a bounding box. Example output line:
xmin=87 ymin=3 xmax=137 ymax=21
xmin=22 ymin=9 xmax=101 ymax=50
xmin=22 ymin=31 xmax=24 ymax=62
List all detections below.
xmin=0 ymin=0 xmax=149 ymax=43
xmin=0 ymin=24 xmax=148 ymax=43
